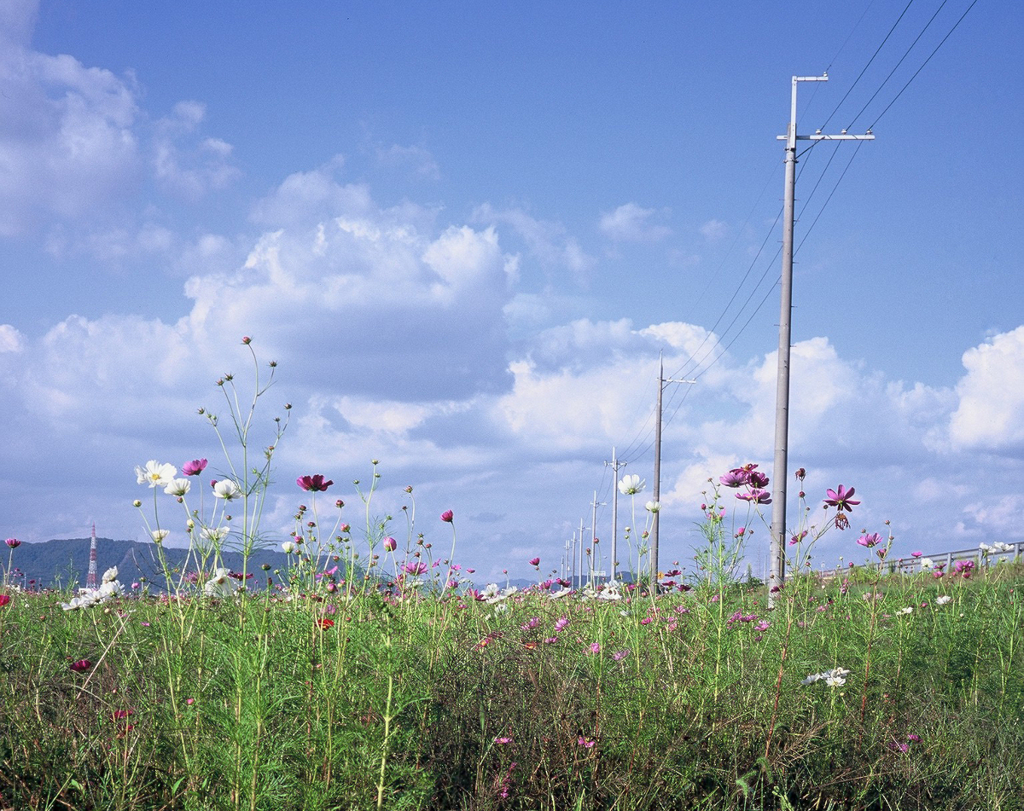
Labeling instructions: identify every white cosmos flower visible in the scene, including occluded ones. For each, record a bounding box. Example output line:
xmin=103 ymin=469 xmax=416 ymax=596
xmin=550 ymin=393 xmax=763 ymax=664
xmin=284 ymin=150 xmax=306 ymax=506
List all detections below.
xmin=920 ymin=558 xmax=934 ymax=570
xmin=151 ymin=529 xmax=169 ymax=544
xmin=618 ymin=474 xmax=645 ymax=496
xmin=992 ymin=541 xmax=1014 ymax=553
xmin=481 ymin=583 xmax=517 ymax=604
xmin=935 ymin=595 xmax=953 ymax=605
xmin=164 ymin=478 xmax=191 ymax=497
xmin=204 ymin=567 xmax=235 ymax=598
xmin=281 ymin=541 xmax=296 ymax=554
xmin=898 ymin=606 xmax=914 ymax=615
xmin=61 ymin=569 xmax=124 ymax=610
xmin=136 ymin=460 xmax=177 ymax=488
xmin=645 ymin=500 xmax=661 ymax=513
xmin=201 ymin=526 xmax=229 ymax=543
xmin=803 ymin=666 xmax=850 ymax=687
xmin=212 ymin=479 xmax=242 ymax=500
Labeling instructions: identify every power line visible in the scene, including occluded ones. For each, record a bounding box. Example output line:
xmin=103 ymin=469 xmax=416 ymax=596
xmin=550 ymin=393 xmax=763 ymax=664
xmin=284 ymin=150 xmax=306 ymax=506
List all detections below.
xmin=819 ymin=0 xmax=918 ymax=131
xmin=868 ymin=0 xmax=980 ymax=130
xmin=845 ymin=0 xmax=952 ymax=131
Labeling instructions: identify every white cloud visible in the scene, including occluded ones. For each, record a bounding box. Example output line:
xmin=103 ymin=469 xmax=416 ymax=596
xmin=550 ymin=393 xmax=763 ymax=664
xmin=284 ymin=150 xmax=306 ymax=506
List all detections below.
xmin=0 ymin=13 xmax=140 ymax=235
xmin=599 ymin=203 xmax=672 ymax=242
xmin=473 ymin=203 xmax=594 ymax=281
xmin=153 ymin=101 xmax=241 ymax=199
xmin=374 ymin=143 xmax=441 ymax=181
xmin=700 ymin=218 xmax=728 ymax=242
xmin=949 ymin=326 xmax=1024 ymax=453
xmin=0 ymin=324 xmax=24 ymax=353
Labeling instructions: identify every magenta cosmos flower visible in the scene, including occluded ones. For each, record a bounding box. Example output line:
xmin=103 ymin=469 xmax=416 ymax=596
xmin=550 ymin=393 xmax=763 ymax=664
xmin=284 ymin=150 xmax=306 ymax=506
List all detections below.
xmin=181 ymin=459 xmax=208 ymax=476
xmin=382 ymin=537 xmax=397 ymax=552
xmin=529 ymin=557 xmax=540 ymax=567
xmin=857 ymin=532 xmax=883 ymax=548
xmin=0 ymin=594 xmax=11 ymax=608
xmin=5 ymin=538 xmax=21 ymax=549
xmin=440 ymin=510 xmax=454 ymax=523
xmin=297 ymin=474 xmax=334 ymax=492
xmin=747 ymin=470 xmax=769 ymax=489
xmin=824 ymin=485 xmax=860 ymax=512
xmin=737 ymin=489 xmax=772 ymax=505
xmin=719 ymin=469 xmax=749 ymax=488
xmin=69 ymin=659 xmax=92 ymax=673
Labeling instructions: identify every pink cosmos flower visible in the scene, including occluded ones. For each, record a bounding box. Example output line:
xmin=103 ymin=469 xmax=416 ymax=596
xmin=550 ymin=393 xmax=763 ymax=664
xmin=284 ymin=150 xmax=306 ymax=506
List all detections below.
xmin=440 ymin=510 xmax=454 ymax=523
xmin=824 ymin=485 xmax=860 ymax=512
xmin=719 ymin=469 xmax=748 ymax=488
xmin=181 ymin=459 xmax=207 ymax=476
xmin=747 ymin=470 xmax=769 ymax=489
xmin=5 ymin=538 xmax=20 ymax=549
xmin=382 ymin=537 xmax=397 ymax=552
xmin=529 ymin=557 xmax=540 ymax=567
xmin=297 ymin=474 xmax=334 ymax=492
xmin=737 ymin=489 xmax=772 ymax=505
xmin=857 ymin=533 xmax=883 ymax=548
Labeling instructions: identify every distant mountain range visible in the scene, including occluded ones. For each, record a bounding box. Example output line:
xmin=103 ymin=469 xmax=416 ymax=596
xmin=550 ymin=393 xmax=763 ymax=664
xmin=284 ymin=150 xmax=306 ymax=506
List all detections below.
xmin=3 ymin=537 xmax=637 ymax=594
xmin=3 ymin=536 xmax=291 ymax=592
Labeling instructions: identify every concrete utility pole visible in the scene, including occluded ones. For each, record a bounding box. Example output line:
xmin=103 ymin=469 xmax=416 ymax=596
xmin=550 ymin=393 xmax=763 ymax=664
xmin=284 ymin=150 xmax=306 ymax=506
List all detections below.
xmin=578 ymin=518 xmax=586 ymax=588
xmin=770 ymin=74 xmax=874 ymax=593
xmin=650 ymin=354 xmax=695 ymax=590
xmin=604 ymin=448 xmax=626 ymax=581
xmin=589 ymin=490 xmax=606 ymax=584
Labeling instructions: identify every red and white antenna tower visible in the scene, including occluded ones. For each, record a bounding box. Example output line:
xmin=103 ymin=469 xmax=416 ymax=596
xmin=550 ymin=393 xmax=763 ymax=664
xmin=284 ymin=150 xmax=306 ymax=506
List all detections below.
xmin=86 ymin=523 xmax=99 ymax=589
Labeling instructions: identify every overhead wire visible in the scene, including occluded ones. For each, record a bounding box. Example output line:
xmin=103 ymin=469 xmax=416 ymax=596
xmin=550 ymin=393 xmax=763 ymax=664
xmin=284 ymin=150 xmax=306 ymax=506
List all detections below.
xmin=818 ymin=0 xmax=919 ymax=131
xmin=599 ymin=0 xmax=981 ymax=509
xmin=867 ymin=0 xmax=980 ymax=130
xmin=844 ymin=0 xmax=951 ymax=130
xmin=618 ymin=142 xmax=832 ymax=466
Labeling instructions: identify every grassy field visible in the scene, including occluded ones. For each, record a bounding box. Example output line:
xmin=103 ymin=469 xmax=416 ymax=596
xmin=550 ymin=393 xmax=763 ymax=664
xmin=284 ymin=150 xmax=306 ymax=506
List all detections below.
xmin=2 ymin=559 xmax=1022 ymax=811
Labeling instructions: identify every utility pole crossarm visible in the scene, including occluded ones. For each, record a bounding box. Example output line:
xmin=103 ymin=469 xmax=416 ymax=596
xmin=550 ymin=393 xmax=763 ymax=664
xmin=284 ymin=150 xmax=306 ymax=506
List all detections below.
xmin=780 ymin=133 xmax=876 ymax=141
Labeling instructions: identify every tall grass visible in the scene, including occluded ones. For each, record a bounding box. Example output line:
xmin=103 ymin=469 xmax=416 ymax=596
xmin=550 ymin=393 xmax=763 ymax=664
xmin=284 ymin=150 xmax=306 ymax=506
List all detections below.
xmin=1 ymin=559 xmax=1022 ymax=810
xmin=3 ymin=346 xmax=1022 ymax=809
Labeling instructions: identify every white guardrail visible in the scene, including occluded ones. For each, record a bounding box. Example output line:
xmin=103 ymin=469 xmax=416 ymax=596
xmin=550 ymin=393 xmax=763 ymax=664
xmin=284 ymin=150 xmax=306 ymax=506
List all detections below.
xmin=822 ymin=541 xmax=1024 ymax=579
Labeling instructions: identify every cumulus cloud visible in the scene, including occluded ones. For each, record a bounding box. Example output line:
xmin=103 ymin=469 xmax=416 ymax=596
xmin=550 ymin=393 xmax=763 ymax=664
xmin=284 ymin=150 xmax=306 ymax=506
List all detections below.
xmin=180 ymin=164 xmax=518 ymax=401
xmin=599 ymin=203 xmax=672 ymax=242
xmin=949 ymin=326 xmax=1024 ymax=454
xmin=0 ymin=7 xmax=140 ymax=235
xmin=0 ymin=324 xmax=25 ymax=353
xmin=473 ymin=203 xmax=594 ymax=281
xmin=153 ymin=101 xmax=241 ymax=199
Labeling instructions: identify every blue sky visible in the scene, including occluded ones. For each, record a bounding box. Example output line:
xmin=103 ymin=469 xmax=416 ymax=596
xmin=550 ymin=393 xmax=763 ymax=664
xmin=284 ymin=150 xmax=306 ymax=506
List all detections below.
xmin=2 ymin=0 xmax=1022 ymax=583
